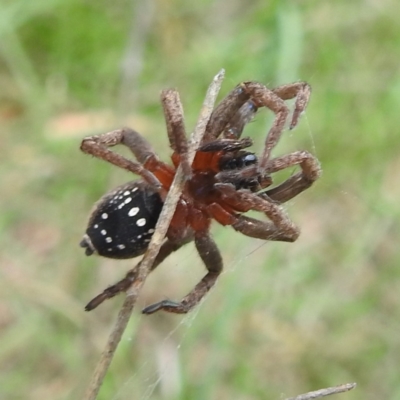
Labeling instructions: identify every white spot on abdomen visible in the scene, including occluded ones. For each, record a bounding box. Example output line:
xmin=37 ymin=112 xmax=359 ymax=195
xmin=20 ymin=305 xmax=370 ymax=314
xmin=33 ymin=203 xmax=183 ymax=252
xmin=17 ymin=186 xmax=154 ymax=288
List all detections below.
xmin=128 ymin=207 xmax=139 ymax=217
xmin=136 ymin=218 xmax=146 ymax=227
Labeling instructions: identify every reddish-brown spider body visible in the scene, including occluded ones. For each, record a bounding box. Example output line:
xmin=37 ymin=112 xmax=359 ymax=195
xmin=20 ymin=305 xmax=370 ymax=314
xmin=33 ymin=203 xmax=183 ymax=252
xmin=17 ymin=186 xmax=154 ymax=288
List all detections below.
xmin=152 ymin=145 xmax=262 ymax=233
xmin=80 ymin=80 xmax=322 ymax=314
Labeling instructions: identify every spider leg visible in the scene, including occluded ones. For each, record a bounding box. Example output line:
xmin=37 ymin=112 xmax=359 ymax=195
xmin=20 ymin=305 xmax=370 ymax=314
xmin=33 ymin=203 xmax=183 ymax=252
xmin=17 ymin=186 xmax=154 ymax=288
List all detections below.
xmin=161 ymin=89 xmax=191 ymax=177
xmin=215 ymin=183 xmax=300 ymax=242
xmin=204 ymin=81 xmax=310 ymax=150
xmin=85 ymin=235 xmax=193 ymax=311
xmin=241 ymin=81 xmax=311 ymax=171
xmin=198 ymin=137 xmax=253 ymax=152
xmin=272 ymin=82 xmax=311 ymax=130
xmin=240 ymin=82 xmax=290 ymax=170
xmin=81 ymin=128 xmax=163 ymax=191
xmin=264 ymin=150 xmax=322 ymax=203
xmin=222 ymin=101 xmax=258 ymax=139
xmin=142 ymin=230 xmax=222 ymax=314
xmin=204 ymin=85 xmax=250 ymax=141
xmin=231 ymin=214 xmax=297 ymax=242
xmin=222 ymin=83 xmax=310 ymax=140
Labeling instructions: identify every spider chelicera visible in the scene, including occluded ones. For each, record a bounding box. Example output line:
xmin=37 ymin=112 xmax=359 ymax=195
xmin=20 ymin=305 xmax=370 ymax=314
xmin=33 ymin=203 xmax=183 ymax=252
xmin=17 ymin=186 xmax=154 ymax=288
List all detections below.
xmin=79 ymin=80 xmax=321 ymax=314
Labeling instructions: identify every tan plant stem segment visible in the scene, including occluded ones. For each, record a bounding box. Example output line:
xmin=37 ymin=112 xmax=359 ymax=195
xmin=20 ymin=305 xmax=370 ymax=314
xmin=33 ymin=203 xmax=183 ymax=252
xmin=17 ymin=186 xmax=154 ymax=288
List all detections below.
xmin=285 ymin=382 xmax=356 ymax=400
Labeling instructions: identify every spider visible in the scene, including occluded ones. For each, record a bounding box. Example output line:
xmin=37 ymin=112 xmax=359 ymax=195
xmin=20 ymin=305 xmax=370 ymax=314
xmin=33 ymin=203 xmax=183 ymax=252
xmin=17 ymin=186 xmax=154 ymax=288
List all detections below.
xmin=79 ymin=81 xmax=321 ymax=314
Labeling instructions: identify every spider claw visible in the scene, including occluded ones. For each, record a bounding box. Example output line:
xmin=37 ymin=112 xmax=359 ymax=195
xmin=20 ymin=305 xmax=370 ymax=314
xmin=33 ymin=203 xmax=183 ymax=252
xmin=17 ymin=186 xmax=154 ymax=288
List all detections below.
xmin=85 ymin=293 xmax=108 ymax=311
xmin=290 ymin=109 xmax=302 ymax=129
xmin=142 ymin=300 xmax=188 ymax=314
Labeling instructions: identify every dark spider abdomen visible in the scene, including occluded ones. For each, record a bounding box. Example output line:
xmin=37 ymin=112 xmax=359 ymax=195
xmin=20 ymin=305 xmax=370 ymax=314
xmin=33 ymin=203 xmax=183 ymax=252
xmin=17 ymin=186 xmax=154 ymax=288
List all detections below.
xmin=80 ymin=181 xmax=163 ymax=259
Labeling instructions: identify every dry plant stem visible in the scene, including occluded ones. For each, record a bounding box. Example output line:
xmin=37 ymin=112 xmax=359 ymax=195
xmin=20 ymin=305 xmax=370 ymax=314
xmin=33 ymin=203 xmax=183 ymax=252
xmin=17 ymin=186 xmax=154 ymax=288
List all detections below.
xmin=285 ymin=382 xmax=356 ymax=400
xmin=83 ymin=69 xmax=225 ymax=400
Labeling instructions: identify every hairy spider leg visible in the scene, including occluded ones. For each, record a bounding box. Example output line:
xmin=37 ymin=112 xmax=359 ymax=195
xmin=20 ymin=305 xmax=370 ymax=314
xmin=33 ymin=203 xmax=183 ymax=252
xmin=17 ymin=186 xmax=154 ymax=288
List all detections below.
xmin=142 ymin=230 xmax=222 ymax=314
xmin=204 ymin=81 xmax=310 ymax=147
xmin=240 ymin=82 xmax=297 ymax=171
xmin=197 ymin=137 xmax=253 ymax=153
xmin=264 ymin=151 xmax=322 ymax=203
xmin=204 ymin=85 xmax=250 ymax=142
xmin=85 ymin=236 xmax=193 ymax=311
xmin=254 ymin=82 xmax=311 ymax=170
xmin=214 ymin=183 xmax=300 ymax=242
xmin=272 ymin=82 xmax=311 ymax=130
xmin=81 ymin=128 xmax=165 ymax=194
xmin=161 ymin=89 xmax=191 ymax=177
xmin=222 ymin=101 xmax=259 ymax=139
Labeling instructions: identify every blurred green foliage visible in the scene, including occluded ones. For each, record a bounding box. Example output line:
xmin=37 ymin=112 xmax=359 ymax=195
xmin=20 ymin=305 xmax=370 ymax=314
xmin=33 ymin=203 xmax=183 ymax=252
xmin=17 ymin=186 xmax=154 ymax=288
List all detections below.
xmin=1 ymin=0 xmax=400 ymax=399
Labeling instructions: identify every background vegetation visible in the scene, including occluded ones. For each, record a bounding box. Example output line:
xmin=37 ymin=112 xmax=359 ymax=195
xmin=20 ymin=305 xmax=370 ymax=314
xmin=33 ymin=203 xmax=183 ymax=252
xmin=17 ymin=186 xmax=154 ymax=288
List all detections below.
xmin=1 ymin=0 xmax=400 ymax=399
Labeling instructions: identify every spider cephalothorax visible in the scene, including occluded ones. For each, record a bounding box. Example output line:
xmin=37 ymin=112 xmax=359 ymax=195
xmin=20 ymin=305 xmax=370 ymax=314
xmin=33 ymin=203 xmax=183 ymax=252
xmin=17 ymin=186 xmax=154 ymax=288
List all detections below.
xmin=80 ymin=81 xmax=321 ymax=314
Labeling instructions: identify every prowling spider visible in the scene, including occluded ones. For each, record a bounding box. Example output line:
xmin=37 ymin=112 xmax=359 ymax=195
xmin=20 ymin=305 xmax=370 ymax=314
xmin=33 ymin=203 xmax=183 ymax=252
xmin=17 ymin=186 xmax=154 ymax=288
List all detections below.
xmin=80 ymin=80 xmax=321 ymax=314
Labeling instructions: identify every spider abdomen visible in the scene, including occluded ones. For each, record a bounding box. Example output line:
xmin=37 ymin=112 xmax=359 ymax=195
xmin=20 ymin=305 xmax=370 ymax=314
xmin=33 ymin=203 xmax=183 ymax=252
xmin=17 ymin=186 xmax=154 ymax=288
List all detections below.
xmin=80 ymin=181 xmax=163 ymax=259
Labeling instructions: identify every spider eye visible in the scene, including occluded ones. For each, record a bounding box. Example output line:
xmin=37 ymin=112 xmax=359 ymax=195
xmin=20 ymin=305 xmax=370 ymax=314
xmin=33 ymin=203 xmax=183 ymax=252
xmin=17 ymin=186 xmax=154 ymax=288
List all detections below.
xmin=243 ymin=154 xmax=257 ymax=166
xmin=222 ymin=159 xmax=239 ymax=170
xmin=219 ymin=152 xmax=257 ymax=171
